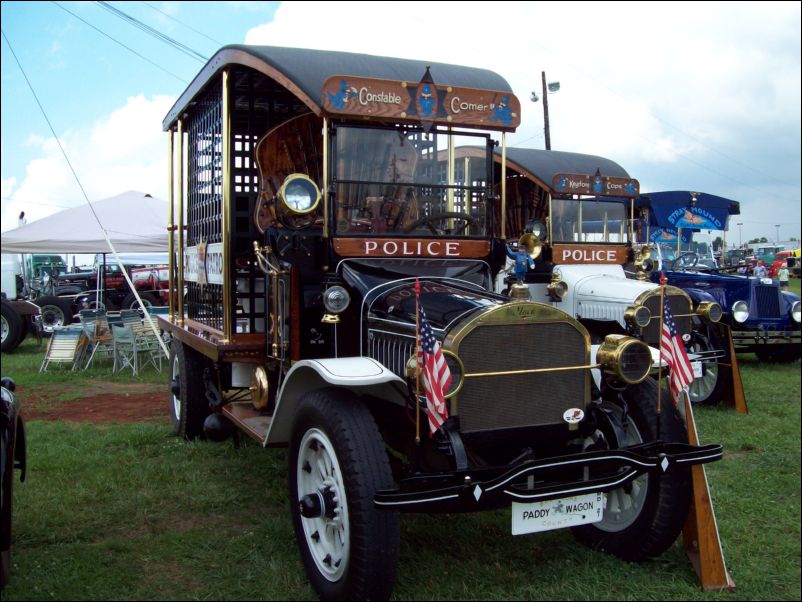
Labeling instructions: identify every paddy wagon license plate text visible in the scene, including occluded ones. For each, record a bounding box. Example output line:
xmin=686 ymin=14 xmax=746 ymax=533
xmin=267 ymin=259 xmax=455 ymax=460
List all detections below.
xmin=511 ymin=492 xmax=606 ymax=535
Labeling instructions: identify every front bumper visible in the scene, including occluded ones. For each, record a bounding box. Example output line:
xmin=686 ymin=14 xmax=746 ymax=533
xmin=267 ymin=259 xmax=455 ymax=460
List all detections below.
xmin=375 ymin=441 xmax=722 ymax=512
xmin=732 ymin=327 xmax=801 ymax=347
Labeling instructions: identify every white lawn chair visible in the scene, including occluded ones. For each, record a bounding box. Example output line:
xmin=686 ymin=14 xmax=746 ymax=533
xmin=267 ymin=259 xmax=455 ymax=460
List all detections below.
xmin=39 ymin=326 xmax=86 ymax=372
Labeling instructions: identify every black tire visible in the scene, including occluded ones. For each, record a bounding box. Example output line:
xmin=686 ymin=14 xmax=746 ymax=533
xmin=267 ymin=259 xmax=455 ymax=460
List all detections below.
xmin=168 ymin=339 xmax=211 ymax=439
xmin=289 ymin=389 xmax=399 ymax=601
xmin=754 ymin=345 xmax=801 ymax=363
xmin=121 ymin=291 xmax=159 ymax=313
xmin=572 ymin=378 xmax=692 ymax=561
xmin=34 ymin=295 xmax=74 ymax=333
xmin=1 ymin=303 xmax=23 ymax=353
xmin=687 ymin=327 xmax=730 ymax=405
xmin=1 ymin=421 xmax=15 ymax=587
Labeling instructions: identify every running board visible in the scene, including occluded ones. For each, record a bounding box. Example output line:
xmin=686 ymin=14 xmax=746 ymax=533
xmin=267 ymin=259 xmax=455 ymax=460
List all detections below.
xmin=222 ymin=402 xmax=273 ymax=443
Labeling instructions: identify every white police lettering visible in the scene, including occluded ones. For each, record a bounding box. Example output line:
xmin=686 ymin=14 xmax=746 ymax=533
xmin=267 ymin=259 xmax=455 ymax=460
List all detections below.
xmin=359 ymin=88 xmax=401 ymax=105
xmin=362 ymin=240 xmax=461 ymax=257
xmin=560 ymin=248 xmax=617 ymax=262
xmin=450 ymin=96 xmax=489 ymax=114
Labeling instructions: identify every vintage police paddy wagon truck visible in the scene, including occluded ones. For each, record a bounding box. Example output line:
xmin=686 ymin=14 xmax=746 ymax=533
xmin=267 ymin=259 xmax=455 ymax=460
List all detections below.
xmin=159 ymin=45 xmax=721 ymax=600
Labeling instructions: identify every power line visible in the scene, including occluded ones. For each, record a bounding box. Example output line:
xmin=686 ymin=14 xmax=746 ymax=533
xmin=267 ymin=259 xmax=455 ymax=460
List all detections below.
xmin=141 ymin=0 xmax=224 ymax=48
xmin=95 ymin=1 xmax=208 ymax=63
xmin=50 ymin=1 xmax=188 ymax=84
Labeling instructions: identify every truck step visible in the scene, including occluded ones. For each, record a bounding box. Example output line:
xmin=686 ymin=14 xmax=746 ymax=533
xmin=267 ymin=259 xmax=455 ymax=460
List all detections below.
xmin=222 ymin=402 xmax=273 ymax=443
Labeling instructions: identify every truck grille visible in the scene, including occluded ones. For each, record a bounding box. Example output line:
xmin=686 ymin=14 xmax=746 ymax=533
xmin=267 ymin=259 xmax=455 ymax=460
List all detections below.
xmin=456 ymin=322 xmax=588 ymax=434
xmin=641 ymin=293 xmax=692 ymax=347
xmin=754 ymin=284 xmax=781 ymax=318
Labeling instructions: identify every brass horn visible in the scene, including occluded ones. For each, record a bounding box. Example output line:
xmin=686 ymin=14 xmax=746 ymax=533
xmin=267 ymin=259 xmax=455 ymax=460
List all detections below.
xmin=518 ymin=232 xmax=543 ymax=260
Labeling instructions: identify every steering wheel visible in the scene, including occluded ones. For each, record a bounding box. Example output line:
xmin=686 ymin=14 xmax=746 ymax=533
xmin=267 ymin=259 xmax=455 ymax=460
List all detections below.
xmin=403 ymin=212 xmax=480 ymax=235
xmin=676 ymin=252 xmax=699 ymax=268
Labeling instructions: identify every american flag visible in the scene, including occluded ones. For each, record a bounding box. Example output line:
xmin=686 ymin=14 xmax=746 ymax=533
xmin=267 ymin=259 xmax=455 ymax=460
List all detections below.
xmin=660 ymin=292 xmax=694 ymax=404
xmin=418 ymin=305 xmax=452 ymax=435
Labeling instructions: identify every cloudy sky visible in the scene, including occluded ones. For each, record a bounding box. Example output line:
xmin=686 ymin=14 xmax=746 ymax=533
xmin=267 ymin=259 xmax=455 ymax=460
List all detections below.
xmin=2 ymin=1 xmax=800 ymax=248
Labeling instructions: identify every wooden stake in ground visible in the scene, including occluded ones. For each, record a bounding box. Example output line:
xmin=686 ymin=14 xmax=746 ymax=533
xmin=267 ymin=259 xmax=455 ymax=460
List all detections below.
xmin=681 ymin=390 xmax=736 ymax=591
xmin=721 ymin=326 xmax=749 ymax=414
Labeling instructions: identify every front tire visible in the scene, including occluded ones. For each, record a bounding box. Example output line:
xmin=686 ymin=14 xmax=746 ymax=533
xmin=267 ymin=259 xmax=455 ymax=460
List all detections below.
xmin=687 ymin=327 xmax=729 ymax=405
xmin=289 ymin=389 xmax=399 ymax=601
xmin=572 ymin=378 xmax=692 ymax=561
xmin=168 ymin=340 xmax=211 ymax=439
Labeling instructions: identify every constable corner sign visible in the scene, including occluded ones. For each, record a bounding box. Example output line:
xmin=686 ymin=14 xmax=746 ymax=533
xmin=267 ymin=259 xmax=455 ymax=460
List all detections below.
xmin=553 ymin=173 xmax=639 ymax=198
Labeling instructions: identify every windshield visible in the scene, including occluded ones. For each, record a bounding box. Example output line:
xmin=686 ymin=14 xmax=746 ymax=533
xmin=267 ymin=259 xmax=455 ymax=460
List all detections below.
xmin=333 ymin=126 xmax=491 ymax=237
xmin=552 ymin=199 xmax=629 ymax=243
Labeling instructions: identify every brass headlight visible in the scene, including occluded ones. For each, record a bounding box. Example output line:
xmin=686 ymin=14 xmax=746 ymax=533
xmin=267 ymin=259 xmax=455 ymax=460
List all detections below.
xmin=547 ymin=270 xmax=568 ymax=301
xmin=597 ymin=334 xmax=651 ymax=384
xmin=624 ymin=305 xmax=652 ymax=328
xmin=278 ymin=173 xmax=321 ymax=214
xmin=696 ymin=301 xmax=722 ymax=323
xmin=405 ymin=350 xmax=465 ymax=399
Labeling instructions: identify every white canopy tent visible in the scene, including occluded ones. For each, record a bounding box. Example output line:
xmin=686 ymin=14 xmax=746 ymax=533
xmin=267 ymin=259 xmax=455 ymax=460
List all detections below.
xmin=1 ymin=190 xmax=169 ymax=253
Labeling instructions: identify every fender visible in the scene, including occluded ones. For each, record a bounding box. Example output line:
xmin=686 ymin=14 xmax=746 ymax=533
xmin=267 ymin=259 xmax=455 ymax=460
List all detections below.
xmin=265 ymin=357 xmax=407 ymax=446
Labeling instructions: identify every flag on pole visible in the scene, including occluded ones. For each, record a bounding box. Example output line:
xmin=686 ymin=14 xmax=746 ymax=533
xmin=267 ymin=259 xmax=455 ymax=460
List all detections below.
xmin=660 ymin=286 xmax=694 ymax=404
xmin=418 ymin=305 xmax=452 ymax=435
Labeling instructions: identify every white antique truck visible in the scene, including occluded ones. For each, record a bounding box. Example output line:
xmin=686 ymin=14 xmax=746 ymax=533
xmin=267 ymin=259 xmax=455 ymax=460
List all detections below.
xmin=159 ymin=45 xmax=722 ymax=600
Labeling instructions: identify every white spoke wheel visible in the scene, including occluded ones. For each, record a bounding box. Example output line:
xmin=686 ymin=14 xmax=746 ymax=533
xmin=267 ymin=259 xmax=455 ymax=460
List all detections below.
xmin=687 ymin=328 xmax=728 ymax=405
xmin=289 ymin=389 xmax=399 ymax=601
xmin=297 ymin=428 xmax=350 ymax=582
xmin=572 ymin=378 xmax=692 ymax=561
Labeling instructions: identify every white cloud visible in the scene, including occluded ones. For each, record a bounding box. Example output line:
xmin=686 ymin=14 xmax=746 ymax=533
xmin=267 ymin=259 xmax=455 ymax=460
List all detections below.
xmin=1 ymin=94 xmax=174 ymax=232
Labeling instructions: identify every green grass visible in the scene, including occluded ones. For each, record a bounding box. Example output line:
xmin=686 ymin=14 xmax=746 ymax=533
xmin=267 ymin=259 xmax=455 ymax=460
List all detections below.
xmin=2 ymin=343 xmax=800 ymax=600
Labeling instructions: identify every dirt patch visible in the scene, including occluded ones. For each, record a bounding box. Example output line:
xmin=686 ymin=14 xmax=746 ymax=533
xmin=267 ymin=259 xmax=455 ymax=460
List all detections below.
xmin=19 ymin=381 xmax=167 ymax=424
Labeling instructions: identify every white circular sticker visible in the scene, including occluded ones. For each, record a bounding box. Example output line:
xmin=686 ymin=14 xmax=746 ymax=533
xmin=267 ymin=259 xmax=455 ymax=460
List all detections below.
xmin=563 ymin=408 xmax=585 ymax=424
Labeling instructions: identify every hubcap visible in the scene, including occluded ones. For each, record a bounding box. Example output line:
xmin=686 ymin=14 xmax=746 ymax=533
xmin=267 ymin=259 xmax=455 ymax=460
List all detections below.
xmin=1 ymin=315 xmax=8 ymax=343
xmin=297 ymin=428 xmax=349 ymax=582
xmin=40 ymin=305 xmax=65 ymax=332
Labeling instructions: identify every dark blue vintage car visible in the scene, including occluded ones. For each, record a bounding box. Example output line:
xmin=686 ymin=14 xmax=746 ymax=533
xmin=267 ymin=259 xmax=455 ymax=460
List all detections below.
xmin=639 ymin=192 xmax=801 ymax=365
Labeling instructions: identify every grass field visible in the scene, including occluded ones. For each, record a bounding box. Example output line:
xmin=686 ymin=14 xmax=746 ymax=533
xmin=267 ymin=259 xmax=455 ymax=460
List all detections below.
xmin=2 ymin=333 xmax=800 ymax=601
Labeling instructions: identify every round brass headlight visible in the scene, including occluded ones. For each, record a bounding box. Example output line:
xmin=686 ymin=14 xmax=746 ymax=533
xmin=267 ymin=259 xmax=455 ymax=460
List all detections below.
xmin=405 ymin=349 xmax=465 ymax=399
xmin=696 ymin=301 xmax=722 ymax=323
xmin=624 ymin=305 xmax=652 ymax=328
xmin=278 ymin=173 xmax=321 ymax=214
xmin=597 ymin=334 xmax=652 ymax=384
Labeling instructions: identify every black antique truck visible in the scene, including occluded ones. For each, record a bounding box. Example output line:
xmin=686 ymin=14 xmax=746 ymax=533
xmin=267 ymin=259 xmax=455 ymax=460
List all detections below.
xmin=159 ymin=45 xmax=722 ymax=600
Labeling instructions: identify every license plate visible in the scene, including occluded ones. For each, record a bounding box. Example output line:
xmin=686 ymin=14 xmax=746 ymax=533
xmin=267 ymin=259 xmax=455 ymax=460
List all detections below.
xmin=511 ymin=492 xmax=606 ymax=535
xmin=692 ymin=360 xmax=703 ymax=379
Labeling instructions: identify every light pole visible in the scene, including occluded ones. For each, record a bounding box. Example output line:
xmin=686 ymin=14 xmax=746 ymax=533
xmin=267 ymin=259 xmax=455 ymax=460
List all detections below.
xmin=531 ymin=71 xmax=560 ymax=150
xmin=737 ymin=222 xmax=743 ymax=247
xmin=775 ymin=224 xmax=780 ymax=244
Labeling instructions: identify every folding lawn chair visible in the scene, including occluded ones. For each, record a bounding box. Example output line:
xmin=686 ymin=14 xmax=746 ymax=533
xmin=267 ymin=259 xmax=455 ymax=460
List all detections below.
xmin=39 ymin=325 xmax=86 ymax=372
xmin=111 ymin=323 xmax=138 ymax=375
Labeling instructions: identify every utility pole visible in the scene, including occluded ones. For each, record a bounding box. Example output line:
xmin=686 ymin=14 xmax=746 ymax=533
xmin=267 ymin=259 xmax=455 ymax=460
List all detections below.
xmin=541 ymin=71 xmax=551 ymax=151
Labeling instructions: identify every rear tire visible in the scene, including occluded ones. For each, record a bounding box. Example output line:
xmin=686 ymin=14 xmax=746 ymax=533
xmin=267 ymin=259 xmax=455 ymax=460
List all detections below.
xmin=289 ymin=389 xmax=399 ymax=601
xmin=1 ymin=302 xmax=23 ymax=353
xmin=34 ymin=295 xmax=74 ymax=333
xmin=572 ymin=378 xmax=692 ymax=561
xmin=168 ymin=340 xmax=211 ymax=439
xmin=122 ymin=291 xmax=158 ymax=313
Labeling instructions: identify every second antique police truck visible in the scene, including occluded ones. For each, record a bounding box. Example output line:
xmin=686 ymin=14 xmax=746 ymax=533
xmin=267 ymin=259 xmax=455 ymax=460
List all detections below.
xmin=159 ymin=45 xmax=721 ymax=600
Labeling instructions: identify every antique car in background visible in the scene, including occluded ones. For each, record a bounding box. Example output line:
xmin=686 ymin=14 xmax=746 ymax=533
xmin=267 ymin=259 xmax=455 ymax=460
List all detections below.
xmin=637 ymin=191 xmax=801 ymax=365
xmin=1 ymin=377 xmax=26 ymax=588
xmin=157 ymin=45 xmax=721 ymax=600
xmin=485 ymin=149 xmax=727 ymax=405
